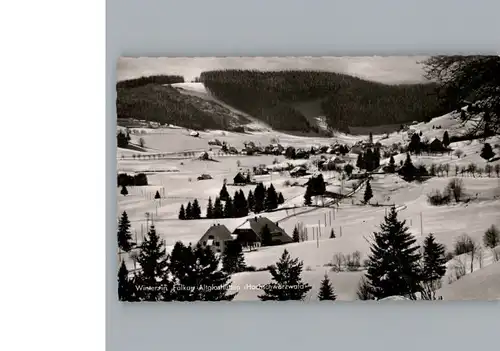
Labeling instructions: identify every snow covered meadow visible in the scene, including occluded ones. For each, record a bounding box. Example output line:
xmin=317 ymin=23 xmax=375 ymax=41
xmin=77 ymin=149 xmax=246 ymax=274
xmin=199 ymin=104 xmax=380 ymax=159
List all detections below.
xmin=117 ymin=99 xmax=500 ymax=301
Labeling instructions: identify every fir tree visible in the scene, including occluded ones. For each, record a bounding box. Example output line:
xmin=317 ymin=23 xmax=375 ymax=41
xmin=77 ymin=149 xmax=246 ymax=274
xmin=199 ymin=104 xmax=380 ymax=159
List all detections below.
xmin=369 ymin=132 xmax=373 ymax=144
xmin=387 ymin=155 xmax=396 ymax=172
xmin=389 ymin=155 xmax=395 ymax=167
xmin=117 ymin=211 xmax=134 ymax=252
xmin=398 ymin=153 xmax=417 ymax=180
xmin=118 ymin=260 xmax=137 ymax=301
xmin=356 ymin=276 xmax=374 ymax=300
xmin=185 ymin=202 xmax=193 ymax=220
xmin=219 ymin=184 xmax=230 ymax=201
xmin=317 ymin=274 xmax=337 ymax=301
xmin=261 ymin=224 xmax=273 ymax=246
xmin=480 ymin=143 xmax=495 ymax=160
xmin=265 ymin=183 xmax=278 ymax=210
xmin=304 ymin=185 xmax=312 ymax=205
xmin=356 ymin=153 xmax=365 ymax=169
xmin=120 ymin=185 xmax=128 ymax=196
xmin=420 ymin=233 xmax=446 ymax=300
xmin=178 ymin=204 xmax=186 ymax=220
xmin=364 ymin=206 xmax=422 ymax=300
xmin=232 ymin=191 xmax=243 ymax=217
xmin=247 ymin=190 xmax=255 ymax=212
xmin=483 ymin=225 xmax=500 ymax=249
xmin=222 ymin=241 xmax=246 ymax=274
xmin=237 ymin=190 xmax=248 ymax=217
xmin=191 ymin=199 xmax=201 ymax=219
xmin=170 ymin=242 xmax=237 ymax=301
xmin=278 ymin=192 xmax=285 ymax=205
xmin=363 ymin=180 xmax=373 ymax=204
xmin=168 ymin=241 xmax=195 ymax=297
xmin=344 ymin=163 xmax=354 ymax=176
xmin=254 ymin=183 xmax=266 ymax=213
xmin=213 ymin=196 xmax=224 ymax=218
xmin=154 ymin=190 xmax=161 ymax=199
xmin=421 ymin=233 xmax=447 ymax=282
xmin=292 ymin=226 xmax=300 ymax=242
xmin=365 ymin=149 xmax=375 ymax=171
xmin=223 ymin=196 xmax=233 ymax=218
xmin=409 ymin=133 xmax=421 ymax=154
xmin=206 ymin=197 xmax=214 ymax=219
xmin=135 ymin=225 xmax=172 ymax=301
xmin=258 ymin=249 xmax=312 ymax=301
xmin=442 ymin=131 xmax=450 ymax=147
xmin=330 ymin=229 xmax=336 ymax=239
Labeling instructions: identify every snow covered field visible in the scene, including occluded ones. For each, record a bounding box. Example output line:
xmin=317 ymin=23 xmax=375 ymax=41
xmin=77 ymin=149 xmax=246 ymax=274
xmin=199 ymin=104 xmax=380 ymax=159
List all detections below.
xmin=117 ymin=84 xmax=500 ymax=301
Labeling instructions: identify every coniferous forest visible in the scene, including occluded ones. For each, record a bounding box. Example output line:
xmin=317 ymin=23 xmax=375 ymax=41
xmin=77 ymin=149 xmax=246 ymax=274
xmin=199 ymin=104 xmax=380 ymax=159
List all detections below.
xmin=200 ymin=70 xmax=445 ymax=132
xmin=116 ymin=71 xmax=447 ymax=133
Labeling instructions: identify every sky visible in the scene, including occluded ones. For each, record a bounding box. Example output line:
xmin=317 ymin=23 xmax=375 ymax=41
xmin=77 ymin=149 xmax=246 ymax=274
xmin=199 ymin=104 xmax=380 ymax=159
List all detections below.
xmin=116 ymin=56 xmax=430 ymax=85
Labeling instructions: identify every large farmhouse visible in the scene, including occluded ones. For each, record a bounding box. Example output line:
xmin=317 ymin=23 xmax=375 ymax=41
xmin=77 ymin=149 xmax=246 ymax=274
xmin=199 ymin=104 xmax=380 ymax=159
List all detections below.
xmin=198 ymin=224 xmax=236 ymax=254
xmin=232 ymin=216 xmax=293 ymax=248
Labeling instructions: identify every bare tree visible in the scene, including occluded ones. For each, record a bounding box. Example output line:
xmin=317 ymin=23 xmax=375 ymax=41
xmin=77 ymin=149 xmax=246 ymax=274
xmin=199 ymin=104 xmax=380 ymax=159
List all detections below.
xmin=420 ymin=279 xmax=442 ymax=300
xmin=454 ymin=164 xmax=459 ymax=176
xmin=467 ymin=163 xmax=477 ymax=177
xmin=454 ymin=149 xmax=464 ymax=159
xmin=495 ymin=164 xmax=500 ymax=178
xmin=331 ymin=253 xmax=345 ymax=272
xmin=443 ymin=164 xmax=450 ymax=177
xmin=469 ymin=239 xmax=480 ymax=273
xmin=446 ymin=178 xmax=464 ymax=202
xmin=477 ymin=167 xmax=483 ymax=178
xmin=476 ymin=247 xmax=484 ymax=269
xmin=448 ymin=257 xmax=466 ymax=284
xmin=485 ymin=164 xmax=493 ymax=177
xmin=492 ymin=248 xmax=500 ymax=262
xmin=139 ymin=137 xmax=145 ymax=148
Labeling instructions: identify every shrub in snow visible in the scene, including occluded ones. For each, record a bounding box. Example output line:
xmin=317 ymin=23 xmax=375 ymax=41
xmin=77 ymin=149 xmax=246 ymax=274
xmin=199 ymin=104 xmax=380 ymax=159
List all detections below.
xmin=427 ymin=189 xmax=450 ymax=206
xmin=453 ymin=234 xmax=476 ymax=255
xmin=483 ymin=225 xmax=500 ymax=249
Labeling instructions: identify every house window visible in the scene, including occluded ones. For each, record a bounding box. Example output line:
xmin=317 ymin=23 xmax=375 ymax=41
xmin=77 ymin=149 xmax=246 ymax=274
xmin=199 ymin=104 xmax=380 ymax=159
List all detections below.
xmin=203 ymin=241 xmax=207 ymax=246
xmin=208 ymin=235 xmax=214 ymax=239
xmin=215 ymin=241 xmax=220 ymax=247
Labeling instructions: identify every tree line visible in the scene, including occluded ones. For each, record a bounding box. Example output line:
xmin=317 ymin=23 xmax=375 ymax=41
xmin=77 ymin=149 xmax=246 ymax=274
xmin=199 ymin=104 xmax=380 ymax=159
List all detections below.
xmin=120 ymin=205 xmax=498 ymax=301
xmin=179 ymin=183 xmax=284 ymax=220
xmin=356 ymin=148 xmax=381 ymax=172
xmin=118 ymin=210 xmax=328 ymax=301
xmin=116 ymin=75 xmax=185 ymax=89
xmin=117 ymin=82 xmax=242 ymax=131
xmin=199 ymin=70 xmax=445 ymax=132
xmin=304 ymin=174 xmax=326 ymax=205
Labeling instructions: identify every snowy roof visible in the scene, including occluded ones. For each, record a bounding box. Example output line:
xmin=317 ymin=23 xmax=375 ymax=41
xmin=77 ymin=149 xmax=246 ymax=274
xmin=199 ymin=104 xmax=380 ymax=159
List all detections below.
xmin=201 ymin=224 xmax=233 ymax=241
xmin=237 ymin=220 xmax=253 ymax=230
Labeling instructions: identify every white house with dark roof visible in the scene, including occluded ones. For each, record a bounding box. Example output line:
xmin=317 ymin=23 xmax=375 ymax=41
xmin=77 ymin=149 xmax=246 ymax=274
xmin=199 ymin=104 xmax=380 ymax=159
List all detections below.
xmin=198 ymin=224 xmax=236 ymax=254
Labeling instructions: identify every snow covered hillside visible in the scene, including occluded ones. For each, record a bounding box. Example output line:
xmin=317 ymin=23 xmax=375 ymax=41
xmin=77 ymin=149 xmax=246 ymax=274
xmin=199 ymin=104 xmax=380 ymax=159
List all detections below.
xmin=117 ymin=103 xmax=500 ymax=302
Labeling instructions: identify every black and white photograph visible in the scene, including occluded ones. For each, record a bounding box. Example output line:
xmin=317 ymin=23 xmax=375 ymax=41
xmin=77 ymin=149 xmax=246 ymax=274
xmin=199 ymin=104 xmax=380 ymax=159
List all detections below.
xmin=116 ymin=55 xmax=500 ymax=302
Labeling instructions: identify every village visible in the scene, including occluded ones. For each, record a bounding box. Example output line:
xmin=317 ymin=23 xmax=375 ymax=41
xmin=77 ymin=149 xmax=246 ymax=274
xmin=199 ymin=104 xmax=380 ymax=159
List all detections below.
xmin=117 ymin=104 xmax=500 ymax=302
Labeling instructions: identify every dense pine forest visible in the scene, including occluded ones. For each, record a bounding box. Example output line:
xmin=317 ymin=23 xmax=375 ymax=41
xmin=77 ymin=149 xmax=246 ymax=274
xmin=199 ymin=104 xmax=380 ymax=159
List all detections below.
xmin=116 ymin=75 xmax=248 ymax=130
xmin=200 ymin=70 xmax=446 ymax=132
